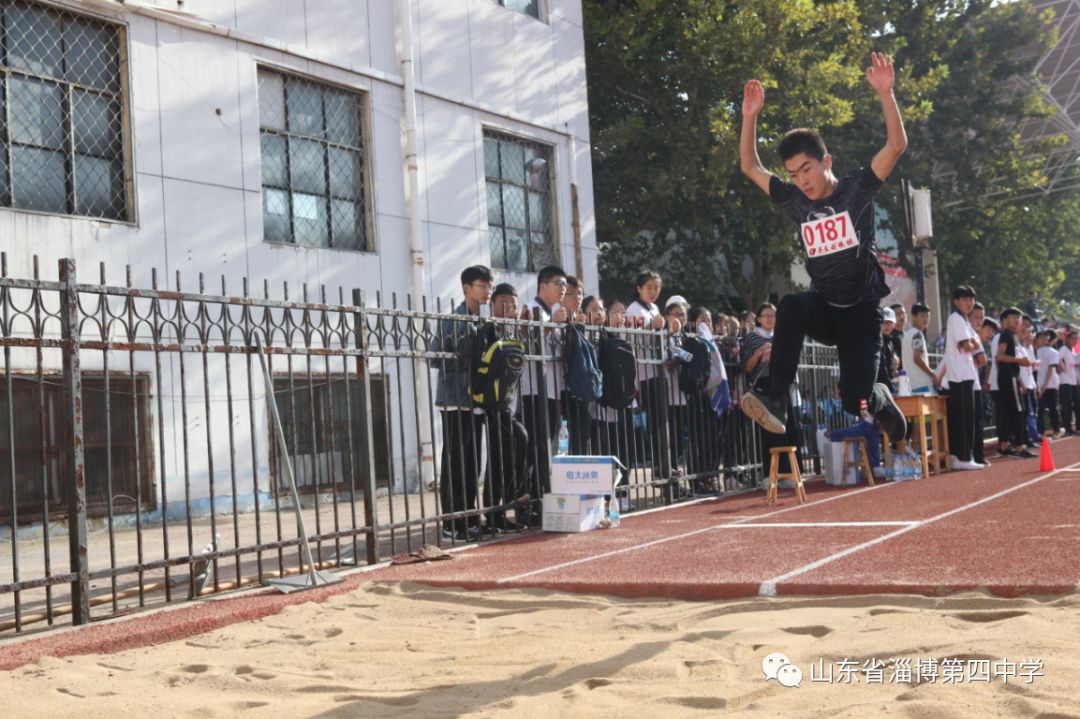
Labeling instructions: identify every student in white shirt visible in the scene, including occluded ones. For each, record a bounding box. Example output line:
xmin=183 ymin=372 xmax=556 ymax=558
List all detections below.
xmin=519 ymin=265 xmax=569 ymax=522
xmin=1018 ymin=317 xmax=1040 ymax=446
xmin=902 ymin=302 xmax=938 ymax=394
xmin=1059 ymin=329 xmax=1080 ymax=434
xmin=1035 ymin=329 xmax=1063 ymax=437
xmin=944 ymin=285 xmax=983 ymax=470
xmin=625 ymin=270 xmax=673 ymax=476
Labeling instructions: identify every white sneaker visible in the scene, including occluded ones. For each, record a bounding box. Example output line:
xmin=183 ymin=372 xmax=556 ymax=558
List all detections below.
xmin=1054 ymin=429 xmax=1067 ymax=439
xmin=950 ymin=456 xmax=982 ymax=471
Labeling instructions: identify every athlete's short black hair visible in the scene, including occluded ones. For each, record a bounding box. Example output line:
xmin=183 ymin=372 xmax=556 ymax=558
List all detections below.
xmin=1000 ymin=307 xmax=1022 ymax=322
xmin=911 ymin=303 xmax=930 ymax=316
xmin=778 ymin=128 xmax=828 ymax=162
xmin=460 ymin=265 xmax=493 ymax=286
xmin=537 ymin=265 xmax=567 ymax=286
xmin=952 ymin=284 xmax=976 ymax=300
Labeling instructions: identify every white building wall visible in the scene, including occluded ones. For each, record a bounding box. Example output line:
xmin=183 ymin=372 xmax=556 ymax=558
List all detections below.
xmin=0 ymin=0 xmax=593 ymax=507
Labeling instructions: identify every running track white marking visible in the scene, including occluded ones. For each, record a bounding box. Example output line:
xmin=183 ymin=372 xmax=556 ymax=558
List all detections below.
xmin=757 ymin=459 xmax=1080 ymax=597
xmin=721 ymin=521 xmax=917 ymax=528
xmin=495 ymin=480 xmax=895 ymax=584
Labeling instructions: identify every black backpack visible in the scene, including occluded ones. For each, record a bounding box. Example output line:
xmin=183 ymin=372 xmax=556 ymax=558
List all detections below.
xmin=563 ymin=323 xmax=603 ymax=402
xmin=470 ymin=323 xmax=526 ymax=412
xmin=597 ymin=330 xmax=637 ymax=409
xmin=677 ymin=335 xmax=712 ymax=395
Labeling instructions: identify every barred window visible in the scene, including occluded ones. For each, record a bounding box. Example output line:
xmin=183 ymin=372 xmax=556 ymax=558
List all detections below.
xmin=0 ymin=1 xmax=129 ymax=221
xmin=483 ymin=131 xmax=556 ymax=272
xmin=494 ymin=0 xmax=541 ymax=20
xmin=257 ymin=67 xmax=370 ymax=251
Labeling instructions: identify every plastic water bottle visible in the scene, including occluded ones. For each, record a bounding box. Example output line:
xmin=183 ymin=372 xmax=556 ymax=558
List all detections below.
xmin=608 ymin=493 xmax=621 ymax=527
xmin=897 ymin=370 xmax=912 ymax=397
xmin=557 ymin=419 xmax=570 ymax=456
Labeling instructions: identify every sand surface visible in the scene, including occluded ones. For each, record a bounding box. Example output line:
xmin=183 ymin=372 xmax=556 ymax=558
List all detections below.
xmin=2 ymin=582 xmax=1078 ymax=718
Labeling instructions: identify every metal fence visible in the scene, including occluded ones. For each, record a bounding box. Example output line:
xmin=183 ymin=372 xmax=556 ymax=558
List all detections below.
xmin=1 ymin=257 xmax=991 ymax=636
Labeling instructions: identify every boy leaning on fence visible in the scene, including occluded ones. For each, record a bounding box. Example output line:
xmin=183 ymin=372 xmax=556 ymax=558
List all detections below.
xmin=518 ymin=265 xmax=569 ymax=525
xmin=433 ymin=265 xmax=495 ymax=540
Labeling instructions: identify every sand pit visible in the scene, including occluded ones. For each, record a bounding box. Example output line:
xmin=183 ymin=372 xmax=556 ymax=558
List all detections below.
xmin=1 ymin=581 xmax=1077 ymax=717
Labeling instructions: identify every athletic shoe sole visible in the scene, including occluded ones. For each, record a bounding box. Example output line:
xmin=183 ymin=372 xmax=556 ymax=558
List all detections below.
xmin=739 ymin=392 xmax=786 ymax=434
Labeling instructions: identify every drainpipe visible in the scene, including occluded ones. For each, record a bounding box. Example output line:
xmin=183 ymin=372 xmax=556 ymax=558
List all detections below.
xmin=397 ymin=0 xmax=435 ymax=489
xmin=568 ymin=130 xmax=584 ymax=282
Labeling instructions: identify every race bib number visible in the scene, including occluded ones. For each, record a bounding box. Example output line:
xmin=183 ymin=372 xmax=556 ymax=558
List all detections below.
xmin=800 ymin=211 xmax=858 ymax=258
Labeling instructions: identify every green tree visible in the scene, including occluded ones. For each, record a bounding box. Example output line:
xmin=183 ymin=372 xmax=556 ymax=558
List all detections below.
xmin=587 ymin=0 xmax=869 ymax=310
xmin=586 ymin=0 xmax=1077 ymax=312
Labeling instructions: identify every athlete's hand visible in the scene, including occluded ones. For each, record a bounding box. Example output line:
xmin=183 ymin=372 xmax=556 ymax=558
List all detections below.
xmin=742 ymin=79 xmax=765 ymax=118
xmin=866 ymin=52 xmax=895 ymax=96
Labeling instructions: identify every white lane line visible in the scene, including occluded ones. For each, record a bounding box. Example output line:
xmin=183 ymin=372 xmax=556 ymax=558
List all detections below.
xmin=495 ymin=480 xmax=895 ymax=584
xmin=722 ymin=521 xmax=918 ymax=528
xmin=757 ymin=460 xmax=1080 ymax=597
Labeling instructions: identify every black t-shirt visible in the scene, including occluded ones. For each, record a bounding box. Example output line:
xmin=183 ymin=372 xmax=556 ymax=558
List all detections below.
xmin=769 ymin=164 xmax=889 ymax=307
xmin=998 ymin=330 xmax=1019 ymax=381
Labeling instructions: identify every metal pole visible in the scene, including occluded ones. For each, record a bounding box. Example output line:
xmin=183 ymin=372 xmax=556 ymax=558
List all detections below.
xmin=255 ymin=335 xmax=341 ymax=592
xmin=59 ymin=258 xmax=89 ymax=625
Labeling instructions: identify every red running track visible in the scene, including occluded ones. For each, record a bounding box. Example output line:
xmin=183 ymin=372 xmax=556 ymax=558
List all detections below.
xmin=3 ymin=437 xmax=1079 ymax=669
xmin=378 ymin=436 xmax=1080 ymax=599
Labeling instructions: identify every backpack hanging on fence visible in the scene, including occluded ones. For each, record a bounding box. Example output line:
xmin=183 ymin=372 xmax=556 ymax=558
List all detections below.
xmin=677 ymin=335 xmax=712 ymax=395
xmin=563 ymin=323 xmax=603 ymax=402
xmin=597 ymin=330 xmax=637 ymax=409
xmin=470 ymin=322 xmax=526 ymax=412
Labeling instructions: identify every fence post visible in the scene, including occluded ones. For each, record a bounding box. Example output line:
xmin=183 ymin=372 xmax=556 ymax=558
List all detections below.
xmin=353 ymin=289 xmax=379 ymax=564
xmin=59 ymin=258 xmax=89 ymax=625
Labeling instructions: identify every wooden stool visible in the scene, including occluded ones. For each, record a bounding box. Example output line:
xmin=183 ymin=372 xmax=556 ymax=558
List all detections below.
xmin=767 ymin=446 xmax=807 ymax=505
xmin=841 ymin=437 xmax=876 ymax=486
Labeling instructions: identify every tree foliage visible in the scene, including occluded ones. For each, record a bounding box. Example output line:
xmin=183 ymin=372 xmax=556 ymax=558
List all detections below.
xmin=585 ymin=0 xmax=1080 ymax=312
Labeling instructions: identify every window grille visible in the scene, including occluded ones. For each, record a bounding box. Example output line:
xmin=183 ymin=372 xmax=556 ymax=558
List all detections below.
xmin=483 ymin=131 xmax=556 ymax=272
xmin=0 ymin=1 xmax=129 ymax=221
xmin=0 ymin=375 xmax=153 ymax=520
xmin=257 ymin=67 xmax=371 ymax=251
xmin=495 ymin=0 xmax=541 ymax=19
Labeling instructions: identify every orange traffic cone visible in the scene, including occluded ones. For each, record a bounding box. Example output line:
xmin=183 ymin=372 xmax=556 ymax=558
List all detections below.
xmin=1039 ymin=437 xmax=1055 ymax=471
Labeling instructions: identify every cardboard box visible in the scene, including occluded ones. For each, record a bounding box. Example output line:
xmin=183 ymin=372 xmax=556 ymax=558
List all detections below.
xmin=550 ymin=456 xmax=617 ymax=495
xmin=542 ymin=494 xmax=606 ymax=532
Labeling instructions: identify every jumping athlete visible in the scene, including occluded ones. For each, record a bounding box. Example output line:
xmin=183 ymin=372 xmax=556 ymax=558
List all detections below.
xmin=738 ymin=52 xmax=908 ymax=445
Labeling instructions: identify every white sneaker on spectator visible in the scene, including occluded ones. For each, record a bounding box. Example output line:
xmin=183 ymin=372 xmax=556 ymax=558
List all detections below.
xmin=1054 ymin=428 xmax=1067 ymax=439
xmin=950 ymin=456 xmax=982 ymax=471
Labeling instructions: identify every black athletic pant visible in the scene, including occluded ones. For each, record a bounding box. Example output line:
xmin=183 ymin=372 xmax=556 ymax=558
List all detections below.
xmin=1060 ymin=383 xmax=1078 ymax=433
xmin=990 ymin=389 xmax=1005 ymax=446
xmin=439 ymin=410 xmax=485 ymax=534
xmin=999 ymin=377 xmax=1025 ymax=448
xmin=1038 ymin=388 xmax=1061 ymax=434
xmin=770 ymin=293 xmax=890 ymax=418
xmin=972 ymin=390 xmax=986 ymax=464
xmin=484 ymin=409 xmax=528 ymax=530
xmin=562 ymin=391 xmax=593 ymax=455
xmin=946 ymin=379 xmax=976 ymax=462
xmin=639 ymin=376 xmax=672 ymax=476
xmin=520 ymin=394 xmax=558 ymax=501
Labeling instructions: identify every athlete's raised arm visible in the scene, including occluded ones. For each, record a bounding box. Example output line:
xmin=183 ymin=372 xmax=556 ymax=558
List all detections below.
xmin=867 ymin=52 xmax=907 ymax=181
xmin=740 ymin=79 xmax=774 ymax=195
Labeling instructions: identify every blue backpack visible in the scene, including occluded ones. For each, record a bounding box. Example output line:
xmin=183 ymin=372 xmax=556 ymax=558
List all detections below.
xmin=563 ymin=323 xmax=603 ymax=402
